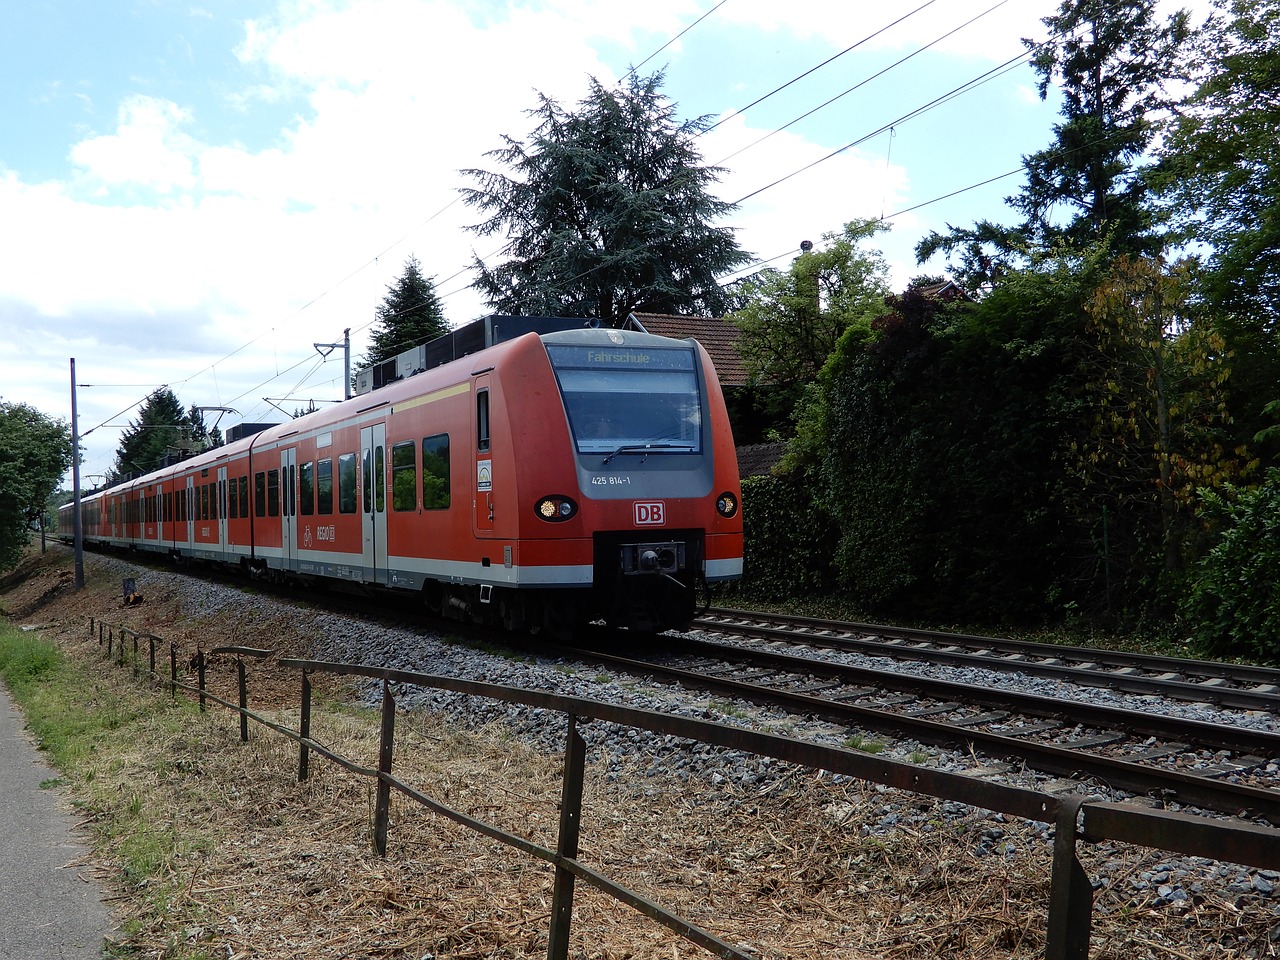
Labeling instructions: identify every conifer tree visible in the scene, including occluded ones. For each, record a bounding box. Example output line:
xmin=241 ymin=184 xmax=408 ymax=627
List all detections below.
xmin=461 ymin=71 xmax=751 ymax=325
xmin=360 ymin=255 xmax=449 ymax=368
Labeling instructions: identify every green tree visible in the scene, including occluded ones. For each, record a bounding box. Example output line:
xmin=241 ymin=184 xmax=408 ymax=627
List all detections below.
xmin=0 ymin=402 xmax=73 ymax=569
xmin=731 ymin=221 xmax=891 ymax=389
xmin=186 ymin=404 xmax=224 ymax=451
xmin=1074 ymin=255 xmax=1242 ymax=583
xmin=917 ymin=0 xmax=1191 ymax=289
xmin=109 ymin=388 xmax=190 ymax=483
xmin=1156 ymin=0 xmax=1280 ymax=464
xmin=1183 ymin=469 xmax=1280 ymax=658
xmin=360 ymin=255 xmax=449 ymax=368
xmin=461 ymin=71 xmax=751 ymax=326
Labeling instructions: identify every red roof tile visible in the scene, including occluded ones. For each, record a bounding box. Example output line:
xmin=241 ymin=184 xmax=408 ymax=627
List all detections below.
xmin=629 ymin=312 xmax=749 ymax=386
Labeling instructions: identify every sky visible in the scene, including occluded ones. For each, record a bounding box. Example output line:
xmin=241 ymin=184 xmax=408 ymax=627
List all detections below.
xmin=0 ymin=0 xmax=1198 ymax=487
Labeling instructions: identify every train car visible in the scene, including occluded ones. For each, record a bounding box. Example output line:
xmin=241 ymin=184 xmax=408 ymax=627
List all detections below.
xmin=60 ymin=318 xmax=744 ymax=634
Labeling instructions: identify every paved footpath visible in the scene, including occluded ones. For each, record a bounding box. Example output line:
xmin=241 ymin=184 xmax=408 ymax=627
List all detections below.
xmin=0 ymin=682 xmax=113 ymax=960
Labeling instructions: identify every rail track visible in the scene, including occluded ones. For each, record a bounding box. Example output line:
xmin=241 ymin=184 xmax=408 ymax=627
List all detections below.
xmin=694 ymin=607 xmax=1280 ymax=712
xmin=555 ymin=624 xmax=1280 ymax=826
xmin=66 ymin=548 xmax=1280 ymax=825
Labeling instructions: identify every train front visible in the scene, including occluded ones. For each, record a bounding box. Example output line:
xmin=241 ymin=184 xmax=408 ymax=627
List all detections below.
xmin=540 ymin=328 xmax=743 ymax=632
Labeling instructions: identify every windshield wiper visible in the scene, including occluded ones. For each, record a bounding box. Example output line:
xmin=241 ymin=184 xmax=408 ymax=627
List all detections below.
xmin=601 ymin=442 xmax=694 ymax=465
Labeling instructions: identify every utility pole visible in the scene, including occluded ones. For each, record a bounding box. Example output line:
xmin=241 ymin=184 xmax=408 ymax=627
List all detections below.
xmin=314 ymin=327 xmax=352 ymax=400
xmin=70 ymin=358 xmax=84 ymax=590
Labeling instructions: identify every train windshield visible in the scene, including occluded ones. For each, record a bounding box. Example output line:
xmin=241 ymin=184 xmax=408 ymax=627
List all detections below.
xmin=546 ymin=343 xmax=703 ymax=456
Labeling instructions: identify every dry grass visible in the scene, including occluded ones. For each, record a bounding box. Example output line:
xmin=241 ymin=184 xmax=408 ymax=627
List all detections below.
xmin=3 ymin=546 xmax=1279 ymax=959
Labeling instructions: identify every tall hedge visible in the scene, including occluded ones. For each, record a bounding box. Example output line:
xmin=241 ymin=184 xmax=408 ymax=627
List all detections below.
xmin=1182 ymin=470 xmax=1280 ymax=660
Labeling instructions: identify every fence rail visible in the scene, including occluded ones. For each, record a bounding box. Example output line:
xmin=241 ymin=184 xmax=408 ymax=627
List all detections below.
xmin=89 ymin=618 xmax=1280 ymax=960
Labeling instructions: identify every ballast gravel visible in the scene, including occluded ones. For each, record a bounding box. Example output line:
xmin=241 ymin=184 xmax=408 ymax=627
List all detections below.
xmin=85 ymin=554 xmax=1280 ymax=917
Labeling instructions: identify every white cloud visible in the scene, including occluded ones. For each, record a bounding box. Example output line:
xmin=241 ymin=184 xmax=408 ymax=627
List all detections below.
xmin=0 ymin=0 xmax=1066 ymax=480
xmin=68 ymin=96 xmax=199 ymax=194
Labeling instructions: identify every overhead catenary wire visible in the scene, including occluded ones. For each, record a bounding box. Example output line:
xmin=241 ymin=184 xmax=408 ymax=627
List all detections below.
xmin=81 ymin=1 xmax=1091 ymax=451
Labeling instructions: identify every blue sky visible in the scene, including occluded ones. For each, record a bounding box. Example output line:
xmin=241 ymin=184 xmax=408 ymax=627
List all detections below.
xmin=0 ymin=0 xmax=1199 ymax=485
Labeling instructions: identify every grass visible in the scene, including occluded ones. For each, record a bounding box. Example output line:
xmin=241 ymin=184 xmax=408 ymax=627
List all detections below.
xmin=0 ymin=620 xmax=215 ymax=956
xmin=6 ymin=548 xmax=1279 ymax=959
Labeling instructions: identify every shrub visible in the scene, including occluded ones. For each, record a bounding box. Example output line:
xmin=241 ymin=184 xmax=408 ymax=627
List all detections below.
xmin=1182 ymin=469 xmax=1280 ymax=660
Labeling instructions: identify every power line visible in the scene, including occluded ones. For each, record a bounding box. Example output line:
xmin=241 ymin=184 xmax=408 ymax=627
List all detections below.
xmin=619 ymin=0 xmax=733 ymax=84
xmin=702 ymin=0 xmax=944 ymax=137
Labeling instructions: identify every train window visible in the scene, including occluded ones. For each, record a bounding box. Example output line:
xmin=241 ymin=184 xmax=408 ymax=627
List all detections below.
xmin=362 ymin=448 xmax=372 ymax=514
xmin=229 ymin=481 xmax=238 ymax=519
xmin=317 ymin=459 xmax=333 ymax=515
xmin=374 ymin=445 xmax=385 ymax=514
xmin=338 ymin=453 xmax=357 ymax=514
xmin=391 ymin=441 xmax=416 ymax=511
xmin=546 ymin=344 xmax=703 ymax=456
xmin=476 ymin=390 xmax=490 ymax=453
xmin=299 ymin=462 xmax=314 ymax=516
xmin=267 ymin=469 xmax=280 ymax=518
xmin=238 ymin=476 xmax=249 ymax=518
xmin=199 ymin=485 xmax=208 ymax=521
xmin=423 ymin=434 xmax=450 ymax=510
xmin=255 ymin=472 xmax=266 ymax=517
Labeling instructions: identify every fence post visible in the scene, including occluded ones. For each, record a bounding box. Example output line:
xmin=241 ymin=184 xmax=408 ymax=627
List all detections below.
xmin=547 ymin=714 xmax=587 ymax=960
xmin=1046 ymin=795 xmax=1092 ymax=960
xmin=131 ymin=630 xmax=139 ymax=677
xmin=107 ymin=627 xmax=113 ymax=657
xmin=236 ymin=658 xmax=249 ymax=743
xmin=148 ymin=635 xmax=156 ymax=678
xmin=298 ymin=672 xmax=312 ymax=782
xmin=197 ymin=648 xmax=207 ymax=712
xmin=169 ymin=643 xmax=178 ymax=698
xmin=374 ymin=681 xmax=396 ymax=857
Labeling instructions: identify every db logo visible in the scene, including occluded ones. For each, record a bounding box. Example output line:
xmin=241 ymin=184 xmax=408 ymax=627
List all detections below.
xmin=634 ymin=501 xmax=666 ymax=526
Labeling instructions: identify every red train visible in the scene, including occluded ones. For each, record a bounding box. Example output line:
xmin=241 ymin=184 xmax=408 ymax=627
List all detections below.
xmin=59 ymin=318 xmax=744 ymax=635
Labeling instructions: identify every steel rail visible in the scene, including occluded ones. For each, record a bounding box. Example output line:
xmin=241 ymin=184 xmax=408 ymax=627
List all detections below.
xmin=660 ymin=634 xmax=1280 ymax=757
xmin=694 ymin=609 xmax=1280 ymax=712
xmin=552 ymin=641 xmax=1280 ymax=824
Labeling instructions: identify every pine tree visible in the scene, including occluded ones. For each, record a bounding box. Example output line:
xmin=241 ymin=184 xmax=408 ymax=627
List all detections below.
xmin=916 ymin=0 xmax=1191 ymax=288
xmin=110 ymin=388 xmax=189 ymax=481
xmin=360 ymin=255 xmax=449 ymax=368
xmin=461 ymin=71 xmax=751 ymax=325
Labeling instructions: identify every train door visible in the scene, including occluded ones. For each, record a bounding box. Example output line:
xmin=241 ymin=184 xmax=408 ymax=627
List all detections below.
xmin=217 ymin=466 xmax=229 ymax=554
xmin=473 ymin=377 xmax=494 ymax=536
xmin=360 ymin=425 xmax=388 ymax=585
xmin=280 ymin=449 xmax=297 ymax=571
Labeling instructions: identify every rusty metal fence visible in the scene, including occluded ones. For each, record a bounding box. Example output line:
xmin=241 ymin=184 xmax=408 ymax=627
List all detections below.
xmin=89 ymin=618 xmax=1280 ymax=960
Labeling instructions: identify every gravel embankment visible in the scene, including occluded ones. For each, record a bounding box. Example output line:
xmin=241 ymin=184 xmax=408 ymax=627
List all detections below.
xmin=76 ymin=553 xmax=1280 ymax=915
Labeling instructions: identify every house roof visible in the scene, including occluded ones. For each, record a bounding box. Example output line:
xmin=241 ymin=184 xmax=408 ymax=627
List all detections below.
xmin=735 ymin=441 xmax=787 ymax=478
xmin=628 ymin=312 xmax=749 ymax=386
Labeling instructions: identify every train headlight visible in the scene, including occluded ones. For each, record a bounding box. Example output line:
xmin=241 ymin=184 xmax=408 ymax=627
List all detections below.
xmin=716 ymin=492 xmax=739 ymax=518
xmin=535 ymin=495 xmax=578 ymax=522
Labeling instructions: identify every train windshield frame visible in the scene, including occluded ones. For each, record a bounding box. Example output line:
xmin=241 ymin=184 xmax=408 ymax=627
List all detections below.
xmin=546 ymin=343 xmax=704 ymax=457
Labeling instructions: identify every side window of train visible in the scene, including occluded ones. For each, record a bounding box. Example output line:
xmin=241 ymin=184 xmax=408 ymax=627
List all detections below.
xmin=267 ymin=469 xmax=280 ymax=518
xmin=238 ymin=476 xmax=249 ymax=518
xmin=423 ymin=434 xmax=450 ymax=510
xmin=229 ymin=481 xmax=238 ymax=520
xmin=317 ymin=459 xmax=334 ymax=515
xmin=299 ymin=462 xmax=314 ymax=516
xmin=338 ymin=453 xmax=357 ymax=514
xmin=255 ymin=472 xmax=266 ymax=518
xmin=477 ymin=389 xmax=490 ymax=453
xmin=391 ymin=441 xmax=416 ymax=511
